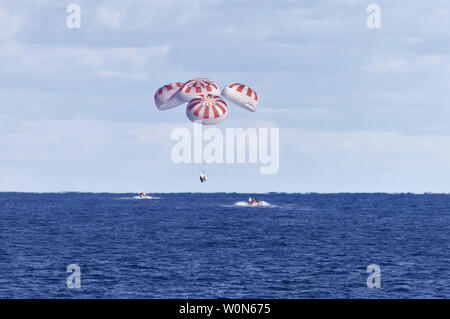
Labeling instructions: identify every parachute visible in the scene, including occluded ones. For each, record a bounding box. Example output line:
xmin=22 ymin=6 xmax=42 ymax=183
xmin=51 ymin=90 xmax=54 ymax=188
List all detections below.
xmin=154 ymin=78 xmax=258 ymax=124
xmin=177 ymin=78 xmax=220 ymax=102
xmin=154 ymin=82 xmax=184 ymax=110
xmin=186 ymin=95 xmax=227 ymax=125
xmin=221 ymin=83 xmax=258 ymax=112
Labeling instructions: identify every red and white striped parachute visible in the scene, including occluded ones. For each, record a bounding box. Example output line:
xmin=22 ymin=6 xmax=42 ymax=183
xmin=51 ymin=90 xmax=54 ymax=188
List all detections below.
xmin=186 ymin=95 xmax=228 ymax=125
xmin=154 ymin=82 xmax=184 ymax=110
xmin=221 ymin=82 xmax=258 ymax=112
xmin=177 ymin=78 xmax=220 ymax=102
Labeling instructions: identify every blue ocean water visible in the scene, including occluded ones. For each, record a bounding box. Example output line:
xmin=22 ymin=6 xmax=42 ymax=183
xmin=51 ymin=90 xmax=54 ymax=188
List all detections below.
xmin=0 ymin=192 xmax=449 ymax=298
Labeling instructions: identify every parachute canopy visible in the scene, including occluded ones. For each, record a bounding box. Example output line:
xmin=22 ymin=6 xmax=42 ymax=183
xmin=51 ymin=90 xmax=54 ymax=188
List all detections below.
xmin=177 ymin=78 xmax=220 ymax=102
xmin=221 ymin=82 xmax=258 ymax=112
xmin=186 ymin=95 xmax=227 ymax=125
xmin=154 ymin=82 xmax=184 ymax=110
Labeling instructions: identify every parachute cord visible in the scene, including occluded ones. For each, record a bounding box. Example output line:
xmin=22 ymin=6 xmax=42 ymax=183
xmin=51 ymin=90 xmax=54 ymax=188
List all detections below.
xmin=201 ymin=162 xmax=207 ymax=175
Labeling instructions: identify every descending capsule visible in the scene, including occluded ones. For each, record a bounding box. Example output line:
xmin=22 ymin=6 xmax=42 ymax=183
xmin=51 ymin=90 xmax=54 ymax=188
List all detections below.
xmin=154 ymin=82 xmax=184 ymax=110
xmin=186 ymin=95 xmax=228 ymax=125
xmin=177 ymin=78 xmax=220 ymax=102
xmin=221 ymin=82 xmax=258 ymax=112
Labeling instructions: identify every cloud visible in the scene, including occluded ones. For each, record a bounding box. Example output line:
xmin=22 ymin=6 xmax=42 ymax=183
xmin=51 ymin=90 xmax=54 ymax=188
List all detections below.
xmin=0 ymin=42 xmax=170 ymax=74
xmin=1 ymin=118 xmax=449 ymax=193
xmin=364 ymin=55 xmax=408 ymax=74
xmin=97 ymin=6 xmax=123 ymax=29
xmin=280 ymin=128 xmax=450 ymax=192
xmin=362 ymin=52 xmax=450 ymax=76
xmin=0 ymin=118 xmax=175 ymax=192
xmin=96 ymin=70 xmax=147 ymax=80
xmin=0 ymin=4 xmax=22 ymax=40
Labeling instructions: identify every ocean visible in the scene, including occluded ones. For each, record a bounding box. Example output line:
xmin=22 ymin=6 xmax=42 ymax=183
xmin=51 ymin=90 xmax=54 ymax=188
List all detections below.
xmin=0 ymin=192 xmax=448 ymax=298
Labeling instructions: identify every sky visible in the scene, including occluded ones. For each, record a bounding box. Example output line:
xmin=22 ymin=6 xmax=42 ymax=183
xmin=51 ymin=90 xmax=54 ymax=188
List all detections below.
xmin=0 ymin=0 xmax=450 ymax=193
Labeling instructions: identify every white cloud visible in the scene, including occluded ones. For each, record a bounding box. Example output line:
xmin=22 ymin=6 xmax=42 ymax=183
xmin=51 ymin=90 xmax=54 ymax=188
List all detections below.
xmin=0 ymin=42 xmax=170 ymax=79
xmin=1 ymin=119 xmax=449 ymax=192
xmin=96 ymin=69 xmax=147 ymax=80
xmin=364 ymin=54 xmax=408 ymax=74
xmin=97 ymin=6 xmax=123 ymax=29
xmin=281 ymin=128 xmax=450 ymax=192
xmin=0 ymin=5 xmax=22 ymax=40
xmin=0 ymin=118 xmax=174 ymax=192
xmin=362 ymin=51 xmax=450 ymax=79
xmin=420 ymin=8 xmax=450 ymax=37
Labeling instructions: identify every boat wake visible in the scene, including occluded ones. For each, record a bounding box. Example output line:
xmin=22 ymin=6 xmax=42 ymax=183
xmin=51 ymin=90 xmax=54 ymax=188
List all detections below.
xmin=234 ymin=201 xmax=273 ymax=207
xmin=132 ymin=196 xmax=159 ymax=200
xmin=119 ymin=196 xmax=160 ymax=200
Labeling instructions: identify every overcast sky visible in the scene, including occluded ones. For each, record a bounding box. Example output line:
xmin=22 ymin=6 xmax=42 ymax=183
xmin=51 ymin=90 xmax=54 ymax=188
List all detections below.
xmin=1 ymin=0 xmax=450 ymax=193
